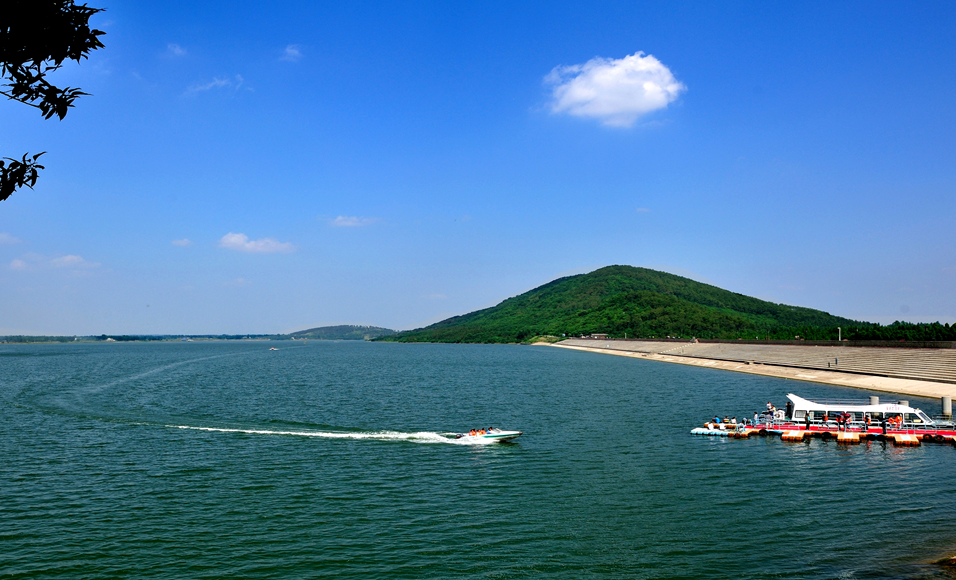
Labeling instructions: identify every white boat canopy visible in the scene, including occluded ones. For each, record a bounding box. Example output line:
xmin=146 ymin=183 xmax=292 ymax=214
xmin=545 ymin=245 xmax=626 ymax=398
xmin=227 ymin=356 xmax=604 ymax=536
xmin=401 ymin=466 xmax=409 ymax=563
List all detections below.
xmin=786 ymin=394 xmax=934 ymax=425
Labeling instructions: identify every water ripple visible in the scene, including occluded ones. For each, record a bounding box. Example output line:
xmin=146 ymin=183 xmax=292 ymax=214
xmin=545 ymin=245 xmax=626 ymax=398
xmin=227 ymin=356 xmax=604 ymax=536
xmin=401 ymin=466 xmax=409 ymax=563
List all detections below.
xmin=2 ymin=341 xmax=955 ymax=579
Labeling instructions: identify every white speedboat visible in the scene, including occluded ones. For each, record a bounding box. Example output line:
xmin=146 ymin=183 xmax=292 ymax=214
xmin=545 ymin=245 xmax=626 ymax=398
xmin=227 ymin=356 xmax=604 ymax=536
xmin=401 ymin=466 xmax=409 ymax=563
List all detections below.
xmin=455 ymin=428 xmax=523 ymax=442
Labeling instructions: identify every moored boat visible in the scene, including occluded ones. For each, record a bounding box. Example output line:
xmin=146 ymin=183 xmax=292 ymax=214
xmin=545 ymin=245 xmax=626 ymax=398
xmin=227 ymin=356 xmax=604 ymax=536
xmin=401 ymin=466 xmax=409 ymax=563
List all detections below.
xmin=693 ymin=393 xmax=956 ymax=442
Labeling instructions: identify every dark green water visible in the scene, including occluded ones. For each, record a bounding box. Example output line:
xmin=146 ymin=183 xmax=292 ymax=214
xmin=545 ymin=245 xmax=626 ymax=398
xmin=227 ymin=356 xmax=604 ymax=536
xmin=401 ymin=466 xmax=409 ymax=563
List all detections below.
xmin=3 ymin=342 xmax=956 ymax=579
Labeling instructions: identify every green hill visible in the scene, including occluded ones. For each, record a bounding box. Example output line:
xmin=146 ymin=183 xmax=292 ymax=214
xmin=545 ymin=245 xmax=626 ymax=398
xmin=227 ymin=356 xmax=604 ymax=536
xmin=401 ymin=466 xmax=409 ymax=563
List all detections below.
xmin=289 ymin=325 xmax=396 ymax=341
xmin=379 ymin=265 xmax=867 ymax=343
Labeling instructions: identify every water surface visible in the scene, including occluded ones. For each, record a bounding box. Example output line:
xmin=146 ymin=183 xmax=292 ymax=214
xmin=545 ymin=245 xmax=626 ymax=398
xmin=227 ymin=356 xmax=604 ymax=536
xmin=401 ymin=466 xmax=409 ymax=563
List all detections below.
xmin=2 ymin=341 xmax=955 ymax=579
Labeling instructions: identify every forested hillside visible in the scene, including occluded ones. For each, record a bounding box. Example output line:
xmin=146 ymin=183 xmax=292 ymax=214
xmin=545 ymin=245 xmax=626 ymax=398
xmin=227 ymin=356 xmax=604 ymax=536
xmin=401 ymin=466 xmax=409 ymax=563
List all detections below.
xmin=289 ymin=325 xmax=396 ymax=340
xmin=380 ymin=266 xmax=953 ymax=343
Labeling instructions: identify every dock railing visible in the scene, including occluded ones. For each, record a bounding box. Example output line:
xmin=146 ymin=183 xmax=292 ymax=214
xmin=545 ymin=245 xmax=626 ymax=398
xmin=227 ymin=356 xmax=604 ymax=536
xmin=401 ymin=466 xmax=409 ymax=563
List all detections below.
xmin=759 ymin=417 xmax=951 ymax=435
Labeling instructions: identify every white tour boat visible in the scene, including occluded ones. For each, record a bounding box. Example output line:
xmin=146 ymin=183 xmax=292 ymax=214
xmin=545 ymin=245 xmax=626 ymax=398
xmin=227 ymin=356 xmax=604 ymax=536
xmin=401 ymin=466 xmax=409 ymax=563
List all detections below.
xmin=786 ymin=393 xmax=935 ymax=426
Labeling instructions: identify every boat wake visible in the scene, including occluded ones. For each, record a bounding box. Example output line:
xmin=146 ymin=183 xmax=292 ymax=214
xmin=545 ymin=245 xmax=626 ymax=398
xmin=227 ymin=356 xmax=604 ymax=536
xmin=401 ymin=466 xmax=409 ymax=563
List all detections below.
xmin=167 ymin=424 xmax=504 ymax=445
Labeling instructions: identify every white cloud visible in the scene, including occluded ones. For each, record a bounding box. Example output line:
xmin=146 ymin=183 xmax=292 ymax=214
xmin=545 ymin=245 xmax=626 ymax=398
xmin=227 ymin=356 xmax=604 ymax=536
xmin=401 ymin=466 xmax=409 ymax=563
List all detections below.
xmin=186 ymin=74 xmax=244 ymax=94
xmin=171 ymin=238 xmax=193 ymax=247
xmin=546 ymin=51 xmax=686 ymax=127
xmin=0 ymin=233 xmax=22 ymax=245
xmin=331 ymin=216 xmax=378 ymax=227
xmin=224 ymin=277 xmax=251 ymax=287
xmin=635 ymin=207 xmax=651 ymax=213
xmin=9 ymin=253 xmax=99 ymax=272
xmin=51 ymin=255 xmax=86 ymax=268
xmin=50 ymin=255 xmax=99 ymax=268
xmin=280 ymin=44 xmax=303 ymax=62
xmin=167 ymin=43 xmax=187 ymax=56
xmin=218 ymin=232 xmax=294 ymax=253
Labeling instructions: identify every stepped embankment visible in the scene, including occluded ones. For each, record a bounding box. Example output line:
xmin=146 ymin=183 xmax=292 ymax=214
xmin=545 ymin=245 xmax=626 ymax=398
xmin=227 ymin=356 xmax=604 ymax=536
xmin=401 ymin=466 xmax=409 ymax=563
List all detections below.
xmin=550 ymin=339 xmax=956 ymax=399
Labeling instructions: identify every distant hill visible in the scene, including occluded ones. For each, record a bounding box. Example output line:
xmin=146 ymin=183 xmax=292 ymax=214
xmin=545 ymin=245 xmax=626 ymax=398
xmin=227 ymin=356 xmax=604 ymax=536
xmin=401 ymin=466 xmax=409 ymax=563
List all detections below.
xmin=379 ymin=265 xmax=870 ymax=343
xmin=289 ymin=325 xmax=397 ymax=341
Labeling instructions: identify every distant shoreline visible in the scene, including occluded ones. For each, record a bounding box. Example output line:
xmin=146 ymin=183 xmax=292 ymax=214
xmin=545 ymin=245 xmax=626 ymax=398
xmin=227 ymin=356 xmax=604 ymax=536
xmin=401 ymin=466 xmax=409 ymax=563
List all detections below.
xmin=0 ymin=325 xmax=396 ymax=344
xmin=0 ymin=337 xmax=280 ymax=344
xmin=0 ymin=337 xmax=374 ymax=344
xmin=547 ymin=339 xmax=956 ymax=401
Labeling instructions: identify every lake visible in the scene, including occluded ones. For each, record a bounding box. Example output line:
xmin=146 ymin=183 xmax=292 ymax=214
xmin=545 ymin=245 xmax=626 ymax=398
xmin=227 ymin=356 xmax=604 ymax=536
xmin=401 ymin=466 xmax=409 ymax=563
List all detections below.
xmin=2 ymin=341 xmax=955 ymax=579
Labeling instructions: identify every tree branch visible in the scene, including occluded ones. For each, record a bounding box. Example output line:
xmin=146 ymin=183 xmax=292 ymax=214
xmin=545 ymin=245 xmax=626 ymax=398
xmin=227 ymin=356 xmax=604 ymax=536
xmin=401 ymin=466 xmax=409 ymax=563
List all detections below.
xmin=0 ymin=89 xmax=45 ymax=111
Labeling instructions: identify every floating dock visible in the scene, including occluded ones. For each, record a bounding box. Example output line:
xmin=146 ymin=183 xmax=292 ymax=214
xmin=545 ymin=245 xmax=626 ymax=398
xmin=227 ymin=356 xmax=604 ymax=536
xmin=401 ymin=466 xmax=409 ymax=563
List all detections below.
xmin=692 ymin=425 xmax=956 ymax=447
xmin=693 ymin=393 xmax=956 ymax=448
xmin=837 ymin=432 xmax=860 ymax=444
xmin=781 ymin=430 xmax=807 ymax=442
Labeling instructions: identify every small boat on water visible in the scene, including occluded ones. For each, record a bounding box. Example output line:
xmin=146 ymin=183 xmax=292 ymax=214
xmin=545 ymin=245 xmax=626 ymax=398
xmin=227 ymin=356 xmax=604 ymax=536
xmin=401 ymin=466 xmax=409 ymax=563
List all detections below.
xmin=269 ymin=347 xmax=278 ymax=351
xmin=455 ymin=428 xmax=523 ymax=442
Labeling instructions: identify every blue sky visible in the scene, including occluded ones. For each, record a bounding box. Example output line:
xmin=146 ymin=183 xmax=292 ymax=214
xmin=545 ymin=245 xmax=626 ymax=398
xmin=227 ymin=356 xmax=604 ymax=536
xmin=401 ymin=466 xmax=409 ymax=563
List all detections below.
xmin=2 ymin=0 xmax=955 ymax=334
